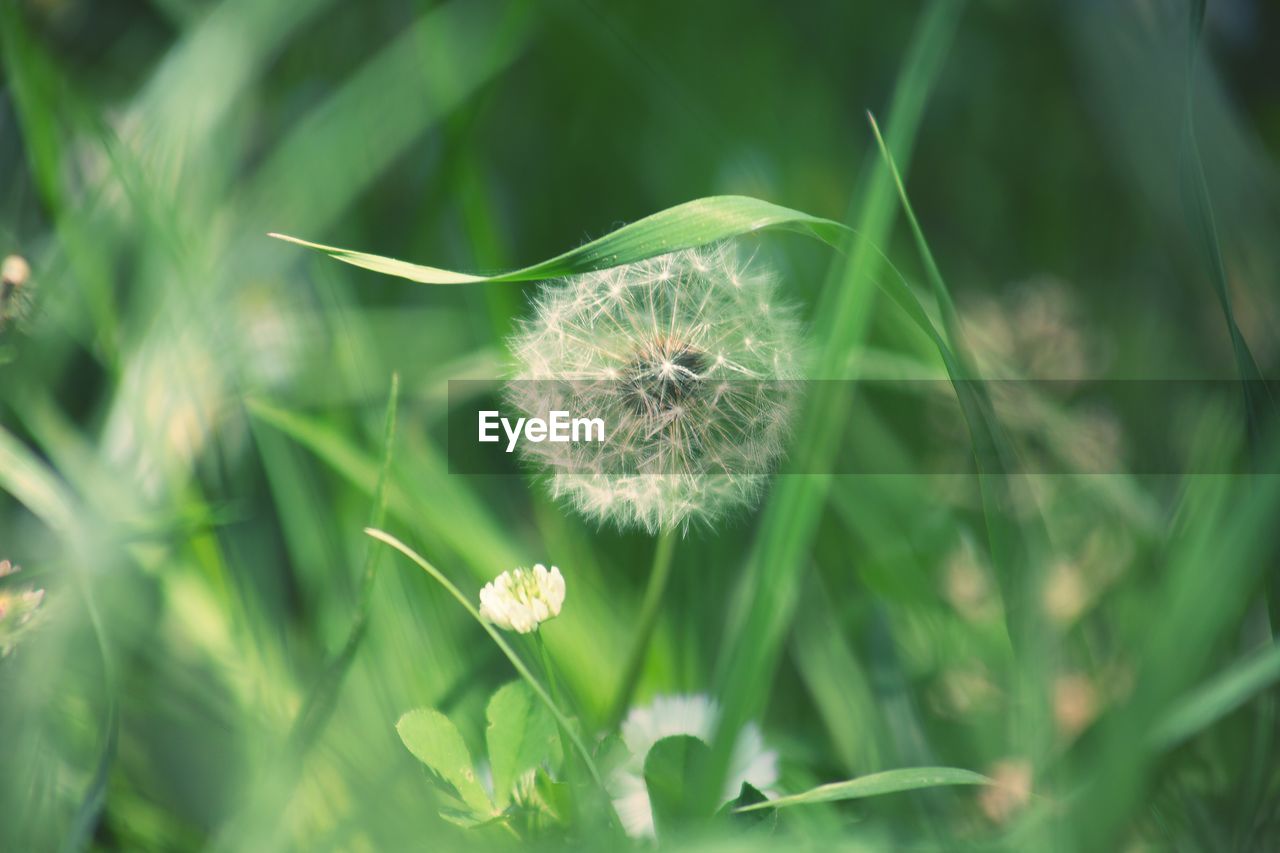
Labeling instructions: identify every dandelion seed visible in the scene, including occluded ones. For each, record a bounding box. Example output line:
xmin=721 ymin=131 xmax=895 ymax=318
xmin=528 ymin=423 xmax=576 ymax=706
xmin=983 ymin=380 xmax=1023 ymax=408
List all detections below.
xmin=608 ymin=693 xmax=778 ymax=838
xmin=478 ymin=564 xmax=565 ymax=634
xmin=507 ymin=244 xmax=803 ymax=532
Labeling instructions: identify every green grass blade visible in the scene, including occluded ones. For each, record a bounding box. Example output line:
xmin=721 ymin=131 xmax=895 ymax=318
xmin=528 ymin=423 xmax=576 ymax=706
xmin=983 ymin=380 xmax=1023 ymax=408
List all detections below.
xmin=700 ymin=0 xmax=965 ymax=815
xmin=249 ymin=0 xmax=532 ymax=237
xmin=287 ymin=373 xmax=400 ymax=750
xmin=1181 ymin=1 xmax=1277 ymax=448
xmin=735 ymin=767 xmax=989 ymax=813
xmin=865 ymin=106 xmax=1049 ymax=708
xmin=269 ymin=195 xmax=848 ymax=284
xmin=58 ymin=699 xmax=118 ymax=853
xmin=0 ymin=427 xmax=118 ymax=852
xmin=1148 ymin=642 xmax=1280 ymax=751
xmin=790 ymin=576 xmax=887 ymax=773
xmin=1068 ymin=444 xmax=1280 ymax=849
xmin=866 ymin=112 xmax=962 ymax=349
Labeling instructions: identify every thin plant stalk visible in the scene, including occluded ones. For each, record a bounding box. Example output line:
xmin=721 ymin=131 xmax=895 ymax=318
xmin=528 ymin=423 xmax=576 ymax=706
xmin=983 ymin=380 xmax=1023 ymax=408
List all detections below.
xmin=534 ymin=630 xmax=577 ymax=790
xmin=606 ymin=528 xmax=678 ymax=727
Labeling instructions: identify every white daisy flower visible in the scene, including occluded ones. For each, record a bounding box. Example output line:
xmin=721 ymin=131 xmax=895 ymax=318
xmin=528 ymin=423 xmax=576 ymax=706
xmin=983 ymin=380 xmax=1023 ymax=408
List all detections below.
xmin=608 ymin=693 xmax=779 ymax=838
xmin=478 ymin=564 xmax=566 ymax=634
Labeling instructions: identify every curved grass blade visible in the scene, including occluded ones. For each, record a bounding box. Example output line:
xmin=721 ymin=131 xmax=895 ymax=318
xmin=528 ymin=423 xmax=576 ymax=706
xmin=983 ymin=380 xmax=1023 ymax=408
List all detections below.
xmin=867 ymin=109 xmax=1046 ymax=636
xmin=362 ymin=528 xmax=612 ymax=801
xmin=270 ymin=195 xmax=848 ymax=284
xmin=735 ymin=767 xmax=989 ymax=813
xmin=1149 ymin=642 xmax=1280 ymax=751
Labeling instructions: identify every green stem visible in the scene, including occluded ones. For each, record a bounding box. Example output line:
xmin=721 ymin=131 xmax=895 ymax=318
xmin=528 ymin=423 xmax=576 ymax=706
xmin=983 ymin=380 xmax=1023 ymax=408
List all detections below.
xmin=606 ymin=528 xmax=678 ymax=727
xmin=535 ymin=630 xmax=571 ymax=768
xmin=532 ymin=625 xmax=586 ymax=824
xmin=536 ymin=630 xmax=565 ymax=717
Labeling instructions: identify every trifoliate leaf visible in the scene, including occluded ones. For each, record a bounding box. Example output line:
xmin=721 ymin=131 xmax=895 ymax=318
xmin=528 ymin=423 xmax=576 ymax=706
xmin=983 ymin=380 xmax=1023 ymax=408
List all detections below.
xmin=485 ymin=681 xmax=557 ymax=809
xmin=719 ymin=781 xmax=774 ymax=831
xmin=396 ymin=708 xmax=492 ymax=815
xmin=643 ymin=735 xmax=712 ymax=839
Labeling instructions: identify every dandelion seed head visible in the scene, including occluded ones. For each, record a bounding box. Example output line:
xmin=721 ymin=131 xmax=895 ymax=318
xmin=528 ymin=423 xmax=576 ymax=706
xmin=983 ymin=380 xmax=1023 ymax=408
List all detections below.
xmin=507 ymin=244 xmax=803 ymax=532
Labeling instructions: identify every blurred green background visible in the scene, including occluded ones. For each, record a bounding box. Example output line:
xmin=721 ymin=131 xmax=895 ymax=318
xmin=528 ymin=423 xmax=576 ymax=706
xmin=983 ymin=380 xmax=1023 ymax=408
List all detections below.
xmin=2 ymin=0 xmax=1279 ymax=849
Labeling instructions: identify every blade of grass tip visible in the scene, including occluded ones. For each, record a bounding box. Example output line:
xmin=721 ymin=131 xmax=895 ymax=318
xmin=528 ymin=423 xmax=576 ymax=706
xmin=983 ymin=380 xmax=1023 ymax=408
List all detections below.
xmin=734 ymin=767 xmax=991 ymax=813
xmin=288 ymin=372 xmax=400 ymax=750
xmin=1148 ymin=641 xmax=1280 ymax=751
xmin=268 ymin=195 xmax=849 ymax=284
xmin=362 ymin=528 xmax=611 ymax=798
xmin=866 ymin=111 xmax=962 ymax=351
xmin=867 ymin=108 xmax=1052 ymax=760
xmin=700 ymin=0 xmax=965 ymax=816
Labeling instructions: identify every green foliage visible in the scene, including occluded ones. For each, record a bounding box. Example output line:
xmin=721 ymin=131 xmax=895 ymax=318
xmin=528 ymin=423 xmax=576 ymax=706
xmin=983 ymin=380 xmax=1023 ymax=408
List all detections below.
xmin=3 ymin=0 xmax=1280 ymax=850
xmin=396 ymin=680 xmax=560 ymax=834
xmin=271 ymin=195 xmax=847 ymax=284
xmin=485 ymin=681 xmax=557 ymax=810
xmin=644 ymin=735 xmax=713 ymax=838
xmin=397 ymin=707 xmax=494 ymax=816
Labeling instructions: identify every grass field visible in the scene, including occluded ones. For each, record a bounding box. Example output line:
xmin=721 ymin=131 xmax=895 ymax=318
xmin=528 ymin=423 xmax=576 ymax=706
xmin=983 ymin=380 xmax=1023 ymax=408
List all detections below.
xmin=2 ymin=1 xmax=1279 ymax=850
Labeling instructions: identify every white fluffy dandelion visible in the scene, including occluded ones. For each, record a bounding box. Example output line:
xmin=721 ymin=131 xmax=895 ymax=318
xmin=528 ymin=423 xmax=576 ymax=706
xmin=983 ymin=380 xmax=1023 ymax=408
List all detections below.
xmin=608 ymin=693 xmax=779 ymax=838
xmin=507 ymin=243 xmax=803 ymax=532
xmin=478 ymin=564 xmax=565 ymax=634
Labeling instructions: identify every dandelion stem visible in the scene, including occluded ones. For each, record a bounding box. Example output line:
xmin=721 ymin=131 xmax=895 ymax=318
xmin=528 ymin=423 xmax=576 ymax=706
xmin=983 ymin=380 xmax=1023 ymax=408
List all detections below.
xmin=606 ymin=528 xmax=678 ymax=727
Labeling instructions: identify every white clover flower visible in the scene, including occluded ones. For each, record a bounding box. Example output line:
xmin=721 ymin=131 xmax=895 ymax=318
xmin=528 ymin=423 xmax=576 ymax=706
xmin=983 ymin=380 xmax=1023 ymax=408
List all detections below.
xmin=608 ymin=693 xmax=779 ymax=838
xmin=507 ymin=243 xmax=803 ymax=533
xmin=478 ymin=564 xmax=565 ymax=634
